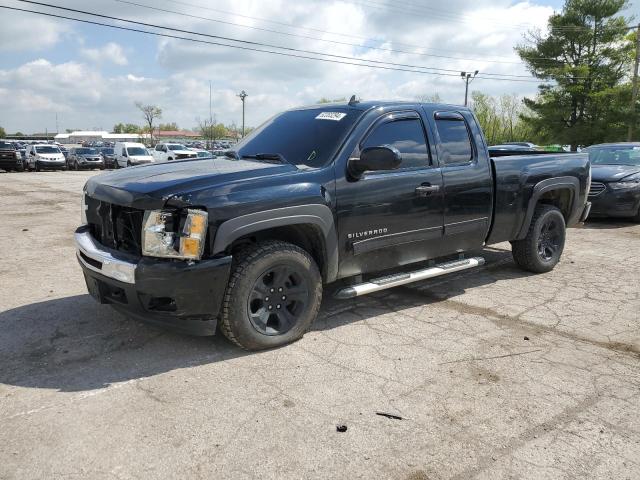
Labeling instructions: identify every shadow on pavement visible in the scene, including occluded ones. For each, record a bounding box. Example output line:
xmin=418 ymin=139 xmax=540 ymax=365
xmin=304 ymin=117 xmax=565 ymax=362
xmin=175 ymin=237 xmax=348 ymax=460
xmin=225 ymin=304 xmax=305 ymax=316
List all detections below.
xmin=0 ymin=247 xmax=528 ymax=392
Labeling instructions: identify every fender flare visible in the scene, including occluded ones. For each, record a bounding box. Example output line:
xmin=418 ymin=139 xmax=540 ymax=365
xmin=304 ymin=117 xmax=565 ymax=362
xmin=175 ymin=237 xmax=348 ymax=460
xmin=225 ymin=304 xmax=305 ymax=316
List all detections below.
xmin=212 ymin=204 xmax=339 ymax=282
xmin=516 ymin=176 xmax=579 ymax=240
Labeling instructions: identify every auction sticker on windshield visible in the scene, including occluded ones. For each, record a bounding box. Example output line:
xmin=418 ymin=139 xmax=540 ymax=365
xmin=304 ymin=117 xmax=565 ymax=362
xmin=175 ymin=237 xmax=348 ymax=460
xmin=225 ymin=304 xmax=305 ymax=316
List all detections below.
xmin=315 ymin=112 xmax=347 ymax=121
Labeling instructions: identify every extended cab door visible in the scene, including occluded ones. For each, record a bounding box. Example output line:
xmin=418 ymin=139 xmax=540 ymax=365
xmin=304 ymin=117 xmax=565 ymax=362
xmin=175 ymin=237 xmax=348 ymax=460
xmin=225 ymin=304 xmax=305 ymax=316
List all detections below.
xmin=427 ymin=107 xmax=492 ymax=252
xmin=336 ymin=110 xmax=445 ymax=277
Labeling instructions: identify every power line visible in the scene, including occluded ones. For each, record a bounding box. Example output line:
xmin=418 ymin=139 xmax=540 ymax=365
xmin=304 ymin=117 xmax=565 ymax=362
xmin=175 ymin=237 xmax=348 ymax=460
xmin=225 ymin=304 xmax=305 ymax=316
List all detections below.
xmin=115 ymin=0 xmax=528 ymax=66
xmin=1 ymin=3 xmax=547 ymax=83
xmin=13 ymin=0 xmax=548 ymax=81
xmin=149 ymin=0 xmax=534 ymax=62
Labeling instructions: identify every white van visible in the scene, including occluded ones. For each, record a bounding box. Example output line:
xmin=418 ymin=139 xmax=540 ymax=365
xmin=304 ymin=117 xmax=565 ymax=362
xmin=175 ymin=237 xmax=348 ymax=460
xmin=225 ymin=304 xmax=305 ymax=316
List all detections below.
xmin=114 ymin=142 xmax=154 ymax=168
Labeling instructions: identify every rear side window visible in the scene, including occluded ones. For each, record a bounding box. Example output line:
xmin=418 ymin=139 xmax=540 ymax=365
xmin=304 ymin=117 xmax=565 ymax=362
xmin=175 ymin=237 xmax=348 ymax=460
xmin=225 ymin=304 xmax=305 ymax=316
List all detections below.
xmin=435 ymin=118 xmax=473 ymax=165
xmin=362 ymin=118 xmax=430 ymax=169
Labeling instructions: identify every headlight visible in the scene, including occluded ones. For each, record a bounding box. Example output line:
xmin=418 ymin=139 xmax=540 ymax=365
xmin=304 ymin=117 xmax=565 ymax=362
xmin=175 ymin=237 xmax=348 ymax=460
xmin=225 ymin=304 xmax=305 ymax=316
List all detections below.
xmin=610 ymin=177 xmax=640 ymax=189
xmin=142 ymin=209 xmax=208 ymax=260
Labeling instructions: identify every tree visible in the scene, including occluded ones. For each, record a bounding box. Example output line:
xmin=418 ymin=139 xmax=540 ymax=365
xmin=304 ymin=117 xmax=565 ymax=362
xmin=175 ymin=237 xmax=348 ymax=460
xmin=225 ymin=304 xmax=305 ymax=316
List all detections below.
xmin=415 ymin=93 xmax=442 ymax=103
xmin=470 ymin=92 xmax=538 ymax=145
xmin=0 ymin=126 xmax=6 ymax=138
xmin=516 ymin=0 xmax=634 ymax=149
xmin=14 ymin=131 xmax=24 ymax=137
xmin=158 ymin=122 xmax=179 ymax=131
xmin=135 ymin=102 xmax=162 ymax=145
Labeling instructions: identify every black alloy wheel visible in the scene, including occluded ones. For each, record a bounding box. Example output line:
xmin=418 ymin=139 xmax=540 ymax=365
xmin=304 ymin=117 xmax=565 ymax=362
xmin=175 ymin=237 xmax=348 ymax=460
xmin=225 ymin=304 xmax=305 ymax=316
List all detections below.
xmin=537 ymin=217 xmax=562 ymax=261
xmin=247 ymin=265 xmax=310 ymax=336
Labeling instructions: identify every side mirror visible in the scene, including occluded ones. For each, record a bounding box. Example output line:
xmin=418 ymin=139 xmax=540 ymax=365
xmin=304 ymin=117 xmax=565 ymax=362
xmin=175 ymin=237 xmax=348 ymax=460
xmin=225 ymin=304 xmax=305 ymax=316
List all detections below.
xmin=348 ymin=145 xmax=402 ymax=178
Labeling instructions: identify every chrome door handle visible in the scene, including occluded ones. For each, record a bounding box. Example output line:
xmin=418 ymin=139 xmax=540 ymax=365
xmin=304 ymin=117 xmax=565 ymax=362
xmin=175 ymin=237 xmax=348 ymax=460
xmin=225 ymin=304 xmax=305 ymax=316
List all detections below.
xmin=415 ymin=184 xmax=440 ymax=197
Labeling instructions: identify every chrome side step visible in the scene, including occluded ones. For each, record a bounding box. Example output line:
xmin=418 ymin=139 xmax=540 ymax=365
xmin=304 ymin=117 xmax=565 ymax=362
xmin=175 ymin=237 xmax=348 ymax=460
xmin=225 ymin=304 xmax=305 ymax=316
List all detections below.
xmin=334 ymin=257 xmax=485 ymax=299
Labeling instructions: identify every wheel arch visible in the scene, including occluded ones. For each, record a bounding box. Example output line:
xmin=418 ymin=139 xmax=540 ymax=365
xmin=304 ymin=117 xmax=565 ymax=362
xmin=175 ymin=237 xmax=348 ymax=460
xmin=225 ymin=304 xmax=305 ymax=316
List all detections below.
xmin=212 ymin=205 xmax=338 ymax=283
xmin=516 ymin=177 xmax=578 ymax=240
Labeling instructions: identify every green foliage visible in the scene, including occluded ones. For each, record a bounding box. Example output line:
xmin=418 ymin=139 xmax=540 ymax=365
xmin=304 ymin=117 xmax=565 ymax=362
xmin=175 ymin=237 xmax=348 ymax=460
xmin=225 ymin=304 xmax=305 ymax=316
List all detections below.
xmin=516 ymin=0 xmax=634 ymax=148
xmin=158 ymin=122 xmax=179 ymax=131
xmin=0 ymin=126 xmax=6 ymax=138
xmin=113 ymin=123 xmax=141 ymax=134
xmin=470 ymin=92 xmax=539 ymax=145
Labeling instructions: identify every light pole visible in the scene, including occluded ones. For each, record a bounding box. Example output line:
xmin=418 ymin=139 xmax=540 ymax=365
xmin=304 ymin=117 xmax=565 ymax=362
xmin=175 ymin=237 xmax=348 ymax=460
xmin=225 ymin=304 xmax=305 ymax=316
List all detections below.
xmin=461 ymin=70 xmax=478 ymax=106
xmin=237 ymin=90 xmax=248 ymax=138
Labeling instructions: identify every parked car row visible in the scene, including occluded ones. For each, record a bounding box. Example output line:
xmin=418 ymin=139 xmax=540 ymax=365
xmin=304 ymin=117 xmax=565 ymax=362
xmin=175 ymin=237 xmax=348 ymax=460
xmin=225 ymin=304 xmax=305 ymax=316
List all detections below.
xmin=0 ymin=140 xmax=223 ymax=172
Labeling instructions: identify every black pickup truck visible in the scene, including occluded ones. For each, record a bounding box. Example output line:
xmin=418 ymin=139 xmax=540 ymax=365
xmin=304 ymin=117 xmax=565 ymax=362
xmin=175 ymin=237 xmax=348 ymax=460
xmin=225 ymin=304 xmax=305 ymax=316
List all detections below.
xmin=0 ymin=141 xmax=25 ymax=172
xmin=76 ymin=100 xmax=591 ymax=350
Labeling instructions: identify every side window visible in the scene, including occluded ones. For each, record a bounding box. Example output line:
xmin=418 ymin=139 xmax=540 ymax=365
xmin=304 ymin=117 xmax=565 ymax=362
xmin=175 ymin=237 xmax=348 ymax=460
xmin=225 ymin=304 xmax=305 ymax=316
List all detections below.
xmin=362 ymin=118 xmax=430 ymax=169
xmin=435 ymin=118 xmax=473 ymax=165
xmin=155 ymin=144 xmax=162 ymax=151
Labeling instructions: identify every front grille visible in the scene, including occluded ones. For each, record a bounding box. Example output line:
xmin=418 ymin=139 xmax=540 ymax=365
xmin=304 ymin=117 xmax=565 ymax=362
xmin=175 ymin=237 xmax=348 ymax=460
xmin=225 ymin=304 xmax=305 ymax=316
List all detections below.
xmin=176 ymin=153 xmax=195 ymax=159
xmin=86 ymin=197 xmax=144 ymax=255
xmin=588 ymin=182 xmax=606 ymax=197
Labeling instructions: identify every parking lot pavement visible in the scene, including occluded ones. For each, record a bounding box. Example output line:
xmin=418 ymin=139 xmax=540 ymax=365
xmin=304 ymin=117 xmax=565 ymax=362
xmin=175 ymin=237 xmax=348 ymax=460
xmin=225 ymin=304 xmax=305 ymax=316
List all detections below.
xmin=1 ymin=171 xmax=639 ymax=480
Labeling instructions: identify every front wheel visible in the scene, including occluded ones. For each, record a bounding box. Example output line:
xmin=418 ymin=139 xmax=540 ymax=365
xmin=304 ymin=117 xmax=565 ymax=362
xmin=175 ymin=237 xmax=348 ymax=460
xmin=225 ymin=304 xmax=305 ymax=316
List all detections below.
xmin=511 ymin=205 xmax=566 ymax=273
xmin=220 ymin=240 xmax=322 ymax=350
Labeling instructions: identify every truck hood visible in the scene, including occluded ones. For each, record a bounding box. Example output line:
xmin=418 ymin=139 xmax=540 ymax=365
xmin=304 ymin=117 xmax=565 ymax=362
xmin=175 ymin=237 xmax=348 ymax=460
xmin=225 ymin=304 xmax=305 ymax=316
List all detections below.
xmin=591 ymin=164 xmax=640 ymax=182
xmin=85 ymin=157 xmax=295 ymax=209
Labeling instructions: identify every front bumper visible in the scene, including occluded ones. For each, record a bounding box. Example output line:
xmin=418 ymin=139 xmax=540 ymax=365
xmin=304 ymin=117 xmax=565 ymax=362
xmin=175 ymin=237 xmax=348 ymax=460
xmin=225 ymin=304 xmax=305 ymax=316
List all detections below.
xmin=0 ymin=156 xmax=23 ymax=169
xmin=78 ymin=158 xmax=104 ymax=168
xmin=37 ymin=159 xmax=66 ymax=170
xmin=589 ymin=185 xmax=640 ymax=218
xmin=75 ymin=226 xmax=232 ymax=335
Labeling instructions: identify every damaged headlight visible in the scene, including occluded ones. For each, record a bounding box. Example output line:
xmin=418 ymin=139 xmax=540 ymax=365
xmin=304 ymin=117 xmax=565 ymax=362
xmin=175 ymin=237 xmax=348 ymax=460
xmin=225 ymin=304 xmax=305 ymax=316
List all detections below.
xmin=142 ymin=209 xmax=208 ymax=260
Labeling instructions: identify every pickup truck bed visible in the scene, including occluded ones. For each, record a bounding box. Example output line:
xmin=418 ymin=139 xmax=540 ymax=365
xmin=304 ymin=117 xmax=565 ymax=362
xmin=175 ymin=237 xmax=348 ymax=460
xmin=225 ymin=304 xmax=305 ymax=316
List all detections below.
xmin=489 ymin=153 xmax=589 ymax=245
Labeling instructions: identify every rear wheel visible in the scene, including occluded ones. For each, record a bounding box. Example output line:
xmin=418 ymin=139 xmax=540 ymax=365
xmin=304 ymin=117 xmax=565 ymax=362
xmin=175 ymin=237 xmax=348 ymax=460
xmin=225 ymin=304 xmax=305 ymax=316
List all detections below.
xmin=511 ymin=205 xmax=566 ymax=273
xmin=15 ymin=160 xmax=25 ymax=172
xmin=220 ymin=240 xmax=322 ymax=350
xmin=632 ymin=207 xmax=640 ymax=223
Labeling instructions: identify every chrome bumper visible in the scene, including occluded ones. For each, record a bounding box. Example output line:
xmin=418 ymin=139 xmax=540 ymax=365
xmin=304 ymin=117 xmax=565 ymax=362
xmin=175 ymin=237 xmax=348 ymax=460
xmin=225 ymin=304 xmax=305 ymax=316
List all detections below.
xmin=75 ymin=228 xmax=137 ymax=284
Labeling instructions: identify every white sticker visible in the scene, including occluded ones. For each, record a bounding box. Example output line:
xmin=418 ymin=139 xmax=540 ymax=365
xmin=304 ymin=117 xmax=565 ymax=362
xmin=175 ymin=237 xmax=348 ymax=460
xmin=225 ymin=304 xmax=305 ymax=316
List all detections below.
xmin=315 ymin=112 xmax=347 ymax=121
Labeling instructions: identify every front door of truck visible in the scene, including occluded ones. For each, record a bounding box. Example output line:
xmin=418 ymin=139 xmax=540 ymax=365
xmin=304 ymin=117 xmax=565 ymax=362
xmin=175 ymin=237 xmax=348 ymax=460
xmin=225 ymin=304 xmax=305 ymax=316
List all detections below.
xmin=336 ymin=110 xmax=445 ymax=277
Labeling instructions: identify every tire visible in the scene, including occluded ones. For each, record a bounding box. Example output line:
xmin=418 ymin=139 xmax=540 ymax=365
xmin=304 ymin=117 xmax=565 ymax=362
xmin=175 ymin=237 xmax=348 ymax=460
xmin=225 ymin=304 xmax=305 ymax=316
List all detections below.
xmin=220 ymin=240 xmax=322 ymax=350
xmin=15 ymin=161 xmax=25 ymax=172
xmin=632 ymin=207 xmax=640 ymax=223
xmin=511 ymin=205 xmax=566 ymax=273
xmin=127 ymin=160 xmax=132 ymax=167
xmin=73 ymin=160 xmax=79 ymax=171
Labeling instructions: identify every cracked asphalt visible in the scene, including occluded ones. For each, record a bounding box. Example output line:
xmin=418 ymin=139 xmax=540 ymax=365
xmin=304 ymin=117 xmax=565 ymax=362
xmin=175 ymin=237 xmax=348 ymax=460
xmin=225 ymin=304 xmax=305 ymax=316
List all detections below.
xmin=1 ymin=171 xmax=639 ymax=479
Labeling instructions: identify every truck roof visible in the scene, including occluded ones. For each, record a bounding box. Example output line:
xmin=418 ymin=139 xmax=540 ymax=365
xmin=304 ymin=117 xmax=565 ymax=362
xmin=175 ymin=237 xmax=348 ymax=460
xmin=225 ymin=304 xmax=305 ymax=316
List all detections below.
xmin=290 ymin=100 xmax=470 ymax=113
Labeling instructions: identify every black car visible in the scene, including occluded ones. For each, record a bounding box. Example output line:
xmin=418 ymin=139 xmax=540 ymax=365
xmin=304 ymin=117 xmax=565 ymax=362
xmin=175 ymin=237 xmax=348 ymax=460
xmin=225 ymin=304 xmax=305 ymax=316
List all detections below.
xmin=67 ymin=147 xmax=105 ymax=170
xmin=585 ymin=143 xmax=640 ymax=221
xmin=100 ymin=147 xmax=117 ymax=169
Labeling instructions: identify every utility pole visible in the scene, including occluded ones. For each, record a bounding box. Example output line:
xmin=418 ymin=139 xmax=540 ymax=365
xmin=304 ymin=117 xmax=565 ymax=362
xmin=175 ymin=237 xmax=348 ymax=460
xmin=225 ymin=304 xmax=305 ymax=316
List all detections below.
xmin=209 ymin=80 xmax=213 ymax=146
xmin=460 ymin=70 xmax=478 ymax=106
xmin=627 ymin=24 xmax=640 ymax=141
xmin=238 ymin=90 xmax=248 ymax=138
xmin=55 ymin=112 xmax=59 ymax=134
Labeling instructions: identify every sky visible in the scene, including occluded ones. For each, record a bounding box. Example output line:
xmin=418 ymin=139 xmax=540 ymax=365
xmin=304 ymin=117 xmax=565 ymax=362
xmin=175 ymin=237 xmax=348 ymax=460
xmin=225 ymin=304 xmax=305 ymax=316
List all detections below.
xmin=0 ymin=0 xmax=638 ymax=134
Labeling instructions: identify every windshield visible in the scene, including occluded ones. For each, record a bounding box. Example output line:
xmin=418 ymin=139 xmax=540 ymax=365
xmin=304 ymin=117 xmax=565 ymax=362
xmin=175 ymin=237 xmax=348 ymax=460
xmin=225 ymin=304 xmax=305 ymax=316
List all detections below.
xmin=35 ymin=146 xmax=60 ymax=154
xmin=101 ymin=148 xmax=114 ymax=154
xmin=588 ymin=146 xmax=640 ymax=166
xmin=127 ymin=147 xmax=148 ymax=156
xmin=76 ymin=148 xmax=98 ymax=155
xmin=0 ymin=141 xmax=15 ymax=150
xmin=167 ymin=144 xmax=186 ymax=151
xmin=232 ymin=108 xmax=363 ymax=167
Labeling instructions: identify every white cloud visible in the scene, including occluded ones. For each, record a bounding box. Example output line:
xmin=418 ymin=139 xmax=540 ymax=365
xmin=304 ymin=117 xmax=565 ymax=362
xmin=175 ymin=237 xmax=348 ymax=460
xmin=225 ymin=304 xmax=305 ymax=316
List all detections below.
xmin=80 ymin=42 xmax=128 ymax=66
xmin=0 ymin=11 xmax=69 ymax=52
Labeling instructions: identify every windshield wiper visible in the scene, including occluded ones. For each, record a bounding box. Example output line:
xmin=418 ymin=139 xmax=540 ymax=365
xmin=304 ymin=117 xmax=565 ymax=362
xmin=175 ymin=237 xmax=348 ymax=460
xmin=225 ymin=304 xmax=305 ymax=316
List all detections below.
xmin=240 ymin=153 xmax=289 ymax=164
